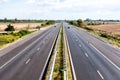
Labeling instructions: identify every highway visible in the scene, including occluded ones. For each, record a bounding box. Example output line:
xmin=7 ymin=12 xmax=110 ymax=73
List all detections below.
xmin=0 ymin=24 xmax=61 ymax=80
xmin=64 ymin=23 xmax=120 ymax=80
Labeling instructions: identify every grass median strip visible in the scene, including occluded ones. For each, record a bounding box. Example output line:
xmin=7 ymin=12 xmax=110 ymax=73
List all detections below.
xmin=44 ymin=25 xmax=72 ymax=80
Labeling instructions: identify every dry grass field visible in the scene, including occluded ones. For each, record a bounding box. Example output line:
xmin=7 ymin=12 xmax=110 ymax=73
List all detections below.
xmin=0 ymin=23 xmax=42 ymax=31
xmin=88 ymin=22 xmax=120 ymax=35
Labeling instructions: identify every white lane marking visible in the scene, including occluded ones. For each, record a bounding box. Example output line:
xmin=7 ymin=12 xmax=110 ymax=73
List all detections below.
xmin=37 ymin=48 xmax=40 ymax=51
xmin=90 ymin=43 xmax=120 ymax=71
xmin=0 ymin=32 xmax=47 ymax=69
xmin=97 ymin=70 xmax=104 ymax=80
xmin=85 ymin=53 xmax=88 ymax=57
xmin=25 ymin=59 xmax=31 ymax=64
xmin=79 ymin=44 xmax=81 ymax=47
xmin=39 ymin=28 xmax=59 ymax=80
xmin=66 ymin=34 xmax=77 ymax=80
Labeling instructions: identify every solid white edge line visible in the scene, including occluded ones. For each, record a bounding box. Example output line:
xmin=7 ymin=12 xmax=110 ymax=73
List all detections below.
xmin=97 ymin=70 xmax=104 ymax=80
xmin=90 ymin=43 xmax=120 ymax=71
xmin=0 ymin=28 xmax=52 ymax=69
xmin=25 ymin=59 xmax=31 ymax=64
xmin=39 ymin=26 xmax=60 ymax=80
xmin=65 ymin=26 xmax=77 ymax=80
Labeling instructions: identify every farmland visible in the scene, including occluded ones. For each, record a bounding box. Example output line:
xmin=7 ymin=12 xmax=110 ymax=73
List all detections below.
xmin=87 ymin=22 xmax=120 ymax=35
xmin=0 ymin=20 xmax=56 ymax=48
xmin=68 ymin=20 xmax=120 ymax=47
xmin=0 ymin=23 xmax=42 ymax=31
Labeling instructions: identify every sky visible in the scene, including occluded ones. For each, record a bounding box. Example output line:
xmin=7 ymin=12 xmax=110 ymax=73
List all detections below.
xmin=0 ymin=0 xmax=120 ymax=20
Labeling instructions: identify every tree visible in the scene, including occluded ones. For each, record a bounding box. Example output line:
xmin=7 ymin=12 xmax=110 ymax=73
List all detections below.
xmin=77 ymin=19 xmax=83 ymax=27
xmin=4 ymin=18 xmax=7 ymax=22
xmin=46 ymin=20 xmax=56 ymax=25
xmin=5 ymin=24 xmax=15 ymax=31
xmin=15 ymin=18 xmax=17 ymax=21
xmin=69 ymin=21 xmax=74 ymax=25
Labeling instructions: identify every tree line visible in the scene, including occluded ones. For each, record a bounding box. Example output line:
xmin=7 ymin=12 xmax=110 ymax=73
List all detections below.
xmin=0 ymin=18 xmax=56 ymax=23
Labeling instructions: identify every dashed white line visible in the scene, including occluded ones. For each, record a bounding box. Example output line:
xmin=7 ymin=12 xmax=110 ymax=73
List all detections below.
xmin=85 ymin=53 xmax=88 ymax=57
xmin=79 ymin=44 xmax=81 ymax=47
xmin=97 ymin=70 xmax=104 ymax=80
xmin=25 ymin=59 xmax=31 ymax=64
xmin=90 ymin=43 xmax=120 ymax=71
xmin=0 ymin=33 xmax=45 ymax=69
xmin=37 ymin=48 xmax=40 ymax=51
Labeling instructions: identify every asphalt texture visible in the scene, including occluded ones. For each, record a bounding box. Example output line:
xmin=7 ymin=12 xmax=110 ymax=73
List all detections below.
xmin=0 ymin=24 xmax=61 ymax=80
xmin=64 ymin=23 xmax=120 ymax=80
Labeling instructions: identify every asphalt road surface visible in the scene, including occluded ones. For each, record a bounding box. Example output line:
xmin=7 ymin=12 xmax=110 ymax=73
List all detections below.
xmin=0 ymin=24 xmax=61 ymax=80
xmin=64 ymin=23 xmax=120 ymax=80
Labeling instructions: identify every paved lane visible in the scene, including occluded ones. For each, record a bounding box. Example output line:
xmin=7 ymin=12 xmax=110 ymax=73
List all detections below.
xmin=64 ymin=23 xmax=120 ymax=80
xmin=0 ymin=23 xmax=61 ymax=80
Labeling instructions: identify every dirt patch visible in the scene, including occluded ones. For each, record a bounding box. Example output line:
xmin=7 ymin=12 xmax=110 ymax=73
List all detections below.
xmin=88 ymin=22 xmax=120 ymax=35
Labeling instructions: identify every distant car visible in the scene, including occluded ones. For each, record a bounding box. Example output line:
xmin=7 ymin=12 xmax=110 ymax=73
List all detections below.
xmin=68 ymin=27 xmax=70 ymax=29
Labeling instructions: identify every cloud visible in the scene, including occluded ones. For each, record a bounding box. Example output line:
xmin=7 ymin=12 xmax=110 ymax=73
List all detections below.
xmin=24 ymin=0 xmax=120 ymax=19
xmin=0 ymin=0 xmax=8 ymax=3
xmin=1 ymin=0 xmax=120 ymax=19
xmin=26 ymin=0 xmax=120 ymax=11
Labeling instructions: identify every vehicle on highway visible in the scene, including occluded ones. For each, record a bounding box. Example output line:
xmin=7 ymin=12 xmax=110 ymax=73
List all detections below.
xmin=68 ymin=27 xmax=70 ymax=29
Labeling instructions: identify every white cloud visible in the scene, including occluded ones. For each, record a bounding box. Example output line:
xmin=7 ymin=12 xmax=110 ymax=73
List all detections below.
xmin=0 ymin=0 xmax=8 ymax=3
xmin=26 ymin=0 xmax=120 ymax=11
xmin=24 ymin=0 xmax=120 ymax=19
xmin=1 ymin=0 xmax=120 ymax=19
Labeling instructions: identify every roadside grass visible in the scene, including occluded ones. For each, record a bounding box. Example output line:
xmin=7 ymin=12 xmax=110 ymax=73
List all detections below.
xmin=81 ymin=26 xmax=120 ymax=47
xmin=0 ymin=30 xmax=33 ymax=48
xmin=0 ymin=35 xmax=19 ymax=48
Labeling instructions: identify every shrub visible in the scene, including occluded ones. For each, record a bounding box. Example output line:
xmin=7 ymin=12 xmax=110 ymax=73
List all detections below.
xmin=77 ymin=19 xmax=83 ymax=27
xmin=5 ymin=24 xmax=15 ymax=31
xmin=13 ymin=30 xmax=31 ymax=37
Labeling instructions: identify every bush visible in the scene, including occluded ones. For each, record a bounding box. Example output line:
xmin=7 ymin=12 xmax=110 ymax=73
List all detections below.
xmin=45 ymin=20 xmax=56 ymax=25
xmin=77 ymin=19 xmax=83 ymax=27
xmin=83 ymin=27 xmax=94 ymax=31
xmin=68 ymin=19 xmax=84 ymax=27
xmin=13 ymin=30 xmax=31 ymax=37
xmin=5 ymin=24 xmax=15 ymax=31
xmin=0 ymin=35 xmax=19 ymax=44
xmin=0 ymin=30 xmax=32 ymax=47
